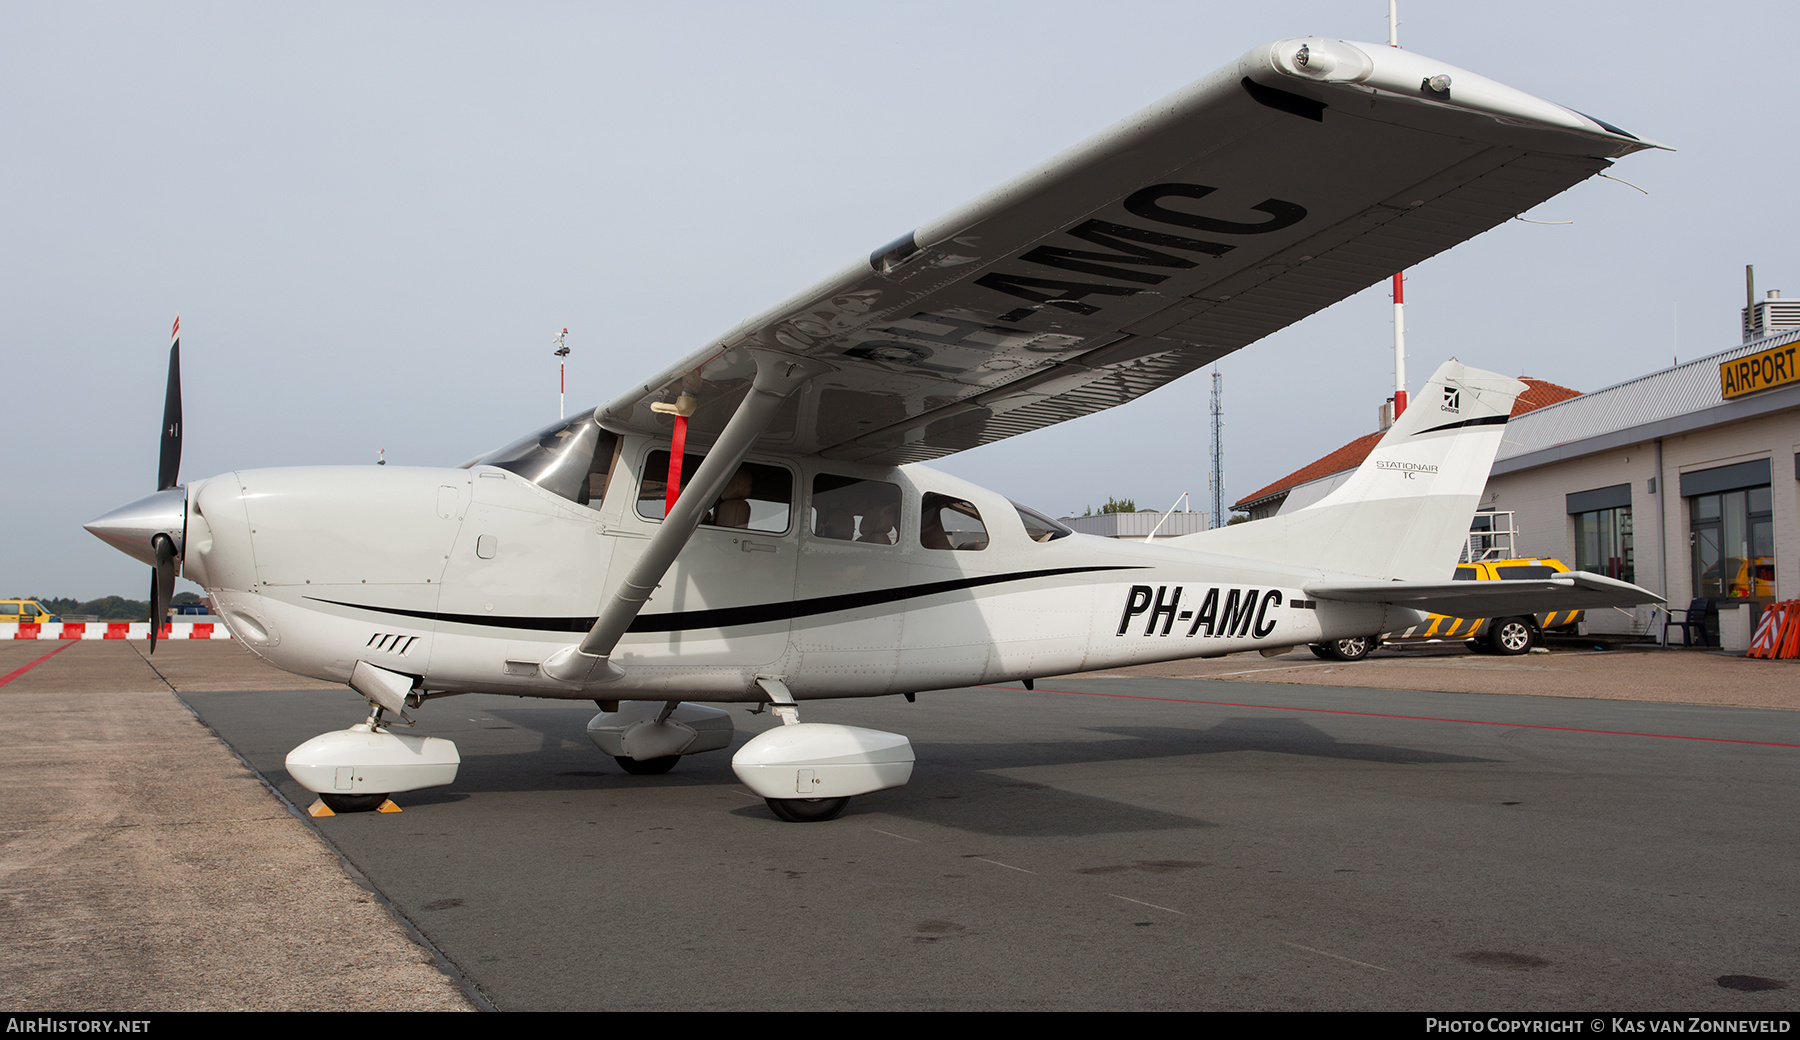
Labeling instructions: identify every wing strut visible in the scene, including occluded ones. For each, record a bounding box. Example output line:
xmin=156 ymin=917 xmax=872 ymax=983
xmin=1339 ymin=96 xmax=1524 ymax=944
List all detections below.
xmin=542 ymin=350 xmax=823 ymax=687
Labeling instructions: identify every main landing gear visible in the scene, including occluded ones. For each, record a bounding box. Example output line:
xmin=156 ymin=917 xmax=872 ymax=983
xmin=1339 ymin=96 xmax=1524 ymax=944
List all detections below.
xmin=592 ymin=690 xmax=914 ymax=822
xmin=764 ymin=795 xmax=852 ymax=823
xmin=590 ymin=690 xmax=913 ymax=822
xmin=585 ymin=700 xmax=735 ymax=775
xmin=729 ymin=678 xmax=914 ymax=823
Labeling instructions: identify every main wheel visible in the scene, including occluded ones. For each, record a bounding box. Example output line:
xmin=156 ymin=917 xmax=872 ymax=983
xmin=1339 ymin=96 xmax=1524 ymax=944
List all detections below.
xmin=1320 ymin=635 xmax=1375 ymax=661
xmin=319 ymin=792 xmax=388 ymax=813
xmin=765 ymin=797 xmax=850 ymax=823
xmin=1488 ymin=617 xmax=1536 ymax=656
xmin=615 ymin=755 xmax=679 ymax=775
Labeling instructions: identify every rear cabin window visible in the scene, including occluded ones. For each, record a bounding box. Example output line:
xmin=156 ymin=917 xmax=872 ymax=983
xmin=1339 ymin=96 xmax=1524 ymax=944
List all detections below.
xmin=637 ymin=451 xmax=792 ymax=534
xmin=810 ymin=475 xmax=902 ymax=545
xmin=1453 ymin=566 xmax=1478 ymax=581
xmin=921 ymin=493 xmax=988 ymax=551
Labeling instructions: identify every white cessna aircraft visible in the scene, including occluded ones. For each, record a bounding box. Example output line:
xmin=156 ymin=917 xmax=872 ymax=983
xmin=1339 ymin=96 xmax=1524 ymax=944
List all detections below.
xmin=90 ymin=38 xmax=1661 ymax=821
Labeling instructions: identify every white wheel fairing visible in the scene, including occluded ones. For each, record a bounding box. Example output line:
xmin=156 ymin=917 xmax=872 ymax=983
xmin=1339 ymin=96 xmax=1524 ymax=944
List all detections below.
xmin=285 ymin=725 xmax=460 ymax=796
xmin=732 ymin=724 xmax=913 ymax=801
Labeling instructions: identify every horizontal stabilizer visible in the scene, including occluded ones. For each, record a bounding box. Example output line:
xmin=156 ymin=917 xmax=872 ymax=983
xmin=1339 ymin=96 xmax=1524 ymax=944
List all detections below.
xmin=1307 ymin=571 xmax=1662 ymax=617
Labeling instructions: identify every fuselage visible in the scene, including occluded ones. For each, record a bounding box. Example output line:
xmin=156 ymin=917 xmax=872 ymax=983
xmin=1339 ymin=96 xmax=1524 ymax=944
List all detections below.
xmin=174 ymin=430 xmax=1415 ymax=703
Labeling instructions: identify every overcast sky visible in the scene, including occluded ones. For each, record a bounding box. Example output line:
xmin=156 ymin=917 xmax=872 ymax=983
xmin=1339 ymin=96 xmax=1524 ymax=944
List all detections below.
xmin=7 ymin=2 xmax=1798 ymax=599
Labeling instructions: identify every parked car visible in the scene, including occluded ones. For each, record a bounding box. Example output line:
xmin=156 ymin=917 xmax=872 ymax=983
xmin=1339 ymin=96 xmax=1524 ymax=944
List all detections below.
xmin=0 ymin=599 xmax=60 ymax=624
xmin=1309 ymin=558 xmax=1584 ymax=660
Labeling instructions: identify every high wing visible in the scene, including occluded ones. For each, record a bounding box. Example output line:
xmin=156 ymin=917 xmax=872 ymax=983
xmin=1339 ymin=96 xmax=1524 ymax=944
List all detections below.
xmin=1307 ymin=571 xmax=1662 ymax=617
xmin=599 ymin=38 xmax=1660 ymax=465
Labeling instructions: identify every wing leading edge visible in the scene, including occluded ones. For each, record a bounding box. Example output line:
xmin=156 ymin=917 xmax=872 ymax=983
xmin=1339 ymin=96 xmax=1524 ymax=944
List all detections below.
xmin=600 ymin=38 xmax=1660 ymax=464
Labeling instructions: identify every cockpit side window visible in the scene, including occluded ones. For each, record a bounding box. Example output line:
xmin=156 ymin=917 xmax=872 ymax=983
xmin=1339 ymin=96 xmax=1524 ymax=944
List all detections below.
xmin=921 ymin=493 xmax=988 ymax=551
xmin=469 ymin=411 xmax=618 ymax=508
xmin=637 ymin=451 xmax=793 ymax=534
xmin=1012 ymin=501 xmax=1073 ymax=542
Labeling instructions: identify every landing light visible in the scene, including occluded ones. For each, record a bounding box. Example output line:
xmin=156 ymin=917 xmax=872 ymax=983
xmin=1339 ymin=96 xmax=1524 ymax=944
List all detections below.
xmin=1294 ymin=43 xmax=1336 ymax=76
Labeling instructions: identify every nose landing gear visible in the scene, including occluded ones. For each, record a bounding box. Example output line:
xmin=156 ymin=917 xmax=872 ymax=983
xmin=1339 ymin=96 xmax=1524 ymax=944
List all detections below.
xmin=284 ymin=661 xmax=460 ymax=814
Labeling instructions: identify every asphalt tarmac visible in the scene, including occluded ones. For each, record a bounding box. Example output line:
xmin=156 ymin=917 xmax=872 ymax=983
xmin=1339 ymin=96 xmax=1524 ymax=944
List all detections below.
xmin=7 ymin=641 xmax=1798 ymax=1011
xmin=182 ymin=673 xmax=1800 ymax=1012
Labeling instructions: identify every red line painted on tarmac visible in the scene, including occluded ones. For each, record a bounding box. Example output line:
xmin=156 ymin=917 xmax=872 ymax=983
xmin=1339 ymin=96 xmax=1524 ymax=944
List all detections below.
xmin=0 ymin=641 xmax=77 ymax=688
xmin=986 ymin=684 xmax=1800 ymax=749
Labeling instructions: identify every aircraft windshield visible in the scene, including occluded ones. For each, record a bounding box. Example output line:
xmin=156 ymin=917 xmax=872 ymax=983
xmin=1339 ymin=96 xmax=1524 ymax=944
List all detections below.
xmin=1012 ymin=501 xmax=1073 ymax=542
xmin=470 ymin=411 xmax=618 ymax=507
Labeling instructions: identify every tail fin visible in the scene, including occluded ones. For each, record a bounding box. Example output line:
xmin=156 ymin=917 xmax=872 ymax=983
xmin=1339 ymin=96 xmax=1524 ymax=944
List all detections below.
xmin=1173 ymin=360 xmax=1525 ymax=581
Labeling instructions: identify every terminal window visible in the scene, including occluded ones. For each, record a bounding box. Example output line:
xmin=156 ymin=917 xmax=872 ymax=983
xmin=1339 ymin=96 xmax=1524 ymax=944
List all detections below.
xmin=1573 ymin=505 xmax=1634 ymax=584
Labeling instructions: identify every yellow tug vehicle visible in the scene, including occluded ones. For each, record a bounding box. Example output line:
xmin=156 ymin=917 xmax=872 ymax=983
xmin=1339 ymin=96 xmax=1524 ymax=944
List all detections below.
xmin=1310 ymin=559 xmax=1584 ymax=660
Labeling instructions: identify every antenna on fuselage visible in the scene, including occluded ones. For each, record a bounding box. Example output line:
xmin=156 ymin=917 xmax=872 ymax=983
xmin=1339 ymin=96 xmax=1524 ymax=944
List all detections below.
xmin=553 ymin=328 xmax=571 ymax=419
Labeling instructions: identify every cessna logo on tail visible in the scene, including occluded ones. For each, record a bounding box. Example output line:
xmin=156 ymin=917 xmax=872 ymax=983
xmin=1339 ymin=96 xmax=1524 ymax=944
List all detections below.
xmin=1117 ymin=584 xmax=1282 ymax=639
xmin=1442 ymin=386 xmax=1461 ymax=413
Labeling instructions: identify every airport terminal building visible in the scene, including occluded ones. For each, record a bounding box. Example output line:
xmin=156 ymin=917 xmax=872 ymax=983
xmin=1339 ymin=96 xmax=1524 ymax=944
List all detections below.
xmin=1235 ymin=293 xmax=1800 ymax=640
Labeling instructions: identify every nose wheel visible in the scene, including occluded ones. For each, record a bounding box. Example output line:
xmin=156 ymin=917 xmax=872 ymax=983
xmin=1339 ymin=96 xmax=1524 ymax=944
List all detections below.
xmin=319 ymin=792 xmax=390 ymax=814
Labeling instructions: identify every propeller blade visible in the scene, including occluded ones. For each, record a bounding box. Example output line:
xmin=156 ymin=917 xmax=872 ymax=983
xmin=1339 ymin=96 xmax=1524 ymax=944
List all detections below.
xmin=157 ymin=317 xmax=182 ymax=491
xmin=149 ymin=534 xmax=176 ymax=654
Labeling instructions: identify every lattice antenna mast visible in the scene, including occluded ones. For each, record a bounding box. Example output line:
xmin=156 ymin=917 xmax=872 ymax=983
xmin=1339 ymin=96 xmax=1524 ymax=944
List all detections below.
xmin=1209 ymin=369 xmax=1225 ymax=527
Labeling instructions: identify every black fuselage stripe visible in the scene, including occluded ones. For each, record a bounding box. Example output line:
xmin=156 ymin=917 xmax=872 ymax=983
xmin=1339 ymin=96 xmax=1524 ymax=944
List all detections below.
xmin=1415 ymin=414 xmax=1508 ymax=435
xmin=306 ymin=565 xmax=1143 ymax=634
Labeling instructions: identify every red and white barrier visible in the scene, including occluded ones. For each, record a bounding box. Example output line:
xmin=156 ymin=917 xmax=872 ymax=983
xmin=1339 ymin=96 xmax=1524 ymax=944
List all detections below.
xmin=3 ymin=622 xmax=233 ymax=641
xmin=1748 ymin=600 xmax=1800 ymax=659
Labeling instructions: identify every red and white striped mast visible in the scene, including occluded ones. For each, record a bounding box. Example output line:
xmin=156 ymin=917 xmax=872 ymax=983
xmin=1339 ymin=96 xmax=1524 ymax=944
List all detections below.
xmin=1392 ymin=272 xmax=1407 ymax=417
xmin=1388 ymin=1 xmax=1408 ymax=418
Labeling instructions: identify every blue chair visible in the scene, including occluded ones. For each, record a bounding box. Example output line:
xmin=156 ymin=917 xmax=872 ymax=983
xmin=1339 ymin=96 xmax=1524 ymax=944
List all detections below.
xmin=1662 ymin=599 xmax=1711 ymax=647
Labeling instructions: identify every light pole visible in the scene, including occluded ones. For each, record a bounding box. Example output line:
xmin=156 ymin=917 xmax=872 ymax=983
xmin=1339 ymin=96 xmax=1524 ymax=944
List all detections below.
xmin=553 ymin=328 xmax=570 ymax=419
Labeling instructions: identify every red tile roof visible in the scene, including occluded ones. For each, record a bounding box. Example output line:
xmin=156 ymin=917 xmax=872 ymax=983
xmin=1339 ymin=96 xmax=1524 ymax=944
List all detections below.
xmin=1511 ymin=376 xmax=1581 ymax=415
xmin=1232 ymin=377 xmax=1581 ymax=511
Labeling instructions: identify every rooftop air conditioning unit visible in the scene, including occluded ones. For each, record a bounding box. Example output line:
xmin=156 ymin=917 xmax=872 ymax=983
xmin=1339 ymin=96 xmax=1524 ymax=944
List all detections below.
xmin=1743 ymin=290 xmax=1800 ymax=342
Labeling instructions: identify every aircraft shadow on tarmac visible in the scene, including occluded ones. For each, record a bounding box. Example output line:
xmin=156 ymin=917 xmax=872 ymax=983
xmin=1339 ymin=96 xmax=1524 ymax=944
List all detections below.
xmin=1085 ymin=718 xmax=1496 ymax=766
xmin=185 ymin=689 xmax=1495 ymax=839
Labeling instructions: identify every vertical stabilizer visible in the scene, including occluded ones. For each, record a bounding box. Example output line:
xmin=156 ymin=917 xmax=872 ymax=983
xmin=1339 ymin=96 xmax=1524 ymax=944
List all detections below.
xmin=1170 ymin=361 xmax=1525 ymax=581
